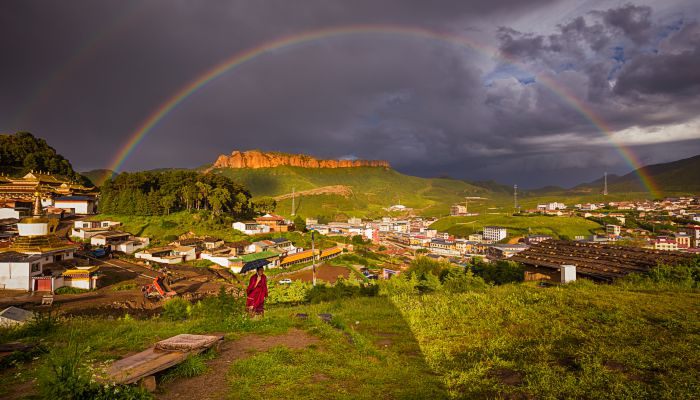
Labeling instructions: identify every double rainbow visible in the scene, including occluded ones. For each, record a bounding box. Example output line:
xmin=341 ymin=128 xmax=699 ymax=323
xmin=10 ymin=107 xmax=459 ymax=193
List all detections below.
xmin=107 ymin=24 xmax=660 ymax=197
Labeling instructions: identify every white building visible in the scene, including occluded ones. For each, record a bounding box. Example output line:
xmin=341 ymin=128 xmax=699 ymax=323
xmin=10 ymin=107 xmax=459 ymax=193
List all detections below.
xmin=135 ymin=246 xmax=197 ymax=264
xmin=483 ymin=226 xmax=507 ymax=242
xmin=0 ymin=252 xmax=44 ymax=291
xmin=232 ymin=221 xmax=270 ymax=235
xmin=605 ymin=224 xmax=622 ymax=236
xmin=0 ymin=208 xmax=21 ymax=220
xmin=53 ymin=196 xmax=96 ymax=215
xmin=91 ymin=232 xmax=149 ymax=254
xmin=537 ymin=202 xmax=567 ymax=211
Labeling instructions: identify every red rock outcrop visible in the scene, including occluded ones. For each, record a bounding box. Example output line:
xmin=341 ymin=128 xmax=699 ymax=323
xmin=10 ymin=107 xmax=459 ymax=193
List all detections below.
xmin=211 ymin=150 xmax=390 ymax=169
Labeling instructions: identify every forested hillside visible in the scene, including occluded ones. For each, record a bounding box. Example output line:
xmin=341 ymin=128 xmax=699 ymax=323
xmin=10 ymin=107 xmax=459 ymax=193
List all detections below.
xmin=0 ymin=131 xmax=92 ymax=185
xmin=99 ymin=170 xmax=266 ymax=218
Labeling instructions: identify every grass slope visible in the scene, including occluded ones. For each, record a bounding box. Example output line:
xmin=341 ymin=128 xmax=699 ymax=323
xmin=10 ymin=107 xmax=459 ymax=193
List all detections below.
xmin=2 ymin=281 xmax=698 ymax=399
xmin=430 ymin=214 xmax=602 ymax=239
xmin=212 ymin=166 xmax=489 ymax=219
xmin=92 ymin=211 xmax=248 ymax=244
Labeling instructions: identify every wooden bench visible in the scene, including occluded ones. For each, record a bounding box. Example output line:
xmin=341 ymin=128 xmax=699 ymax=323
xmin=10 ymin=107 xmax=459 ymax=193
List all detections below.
xmin=41 ymin=295 xmax=54 ymax=306
xmin=103 ymin=334 xmax=223 ymax=391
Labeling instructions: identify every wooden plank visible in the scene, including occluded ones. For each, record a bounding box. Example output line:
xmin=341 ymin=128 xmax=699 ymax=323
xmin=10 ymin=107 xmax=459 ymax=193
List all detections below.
xmin=103 ymin=334 xmax=223 ymax=384
xmin=106 ymin=348 xmax=189 ymax=384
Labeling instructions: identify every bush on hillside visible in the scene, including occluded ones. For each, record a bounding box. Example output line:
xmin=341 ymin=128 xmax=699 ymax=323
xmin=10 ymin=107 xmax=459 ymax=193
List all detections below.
xmin=620 ymin=261 xmax=700 ymax=289
xmin=378 ymin=273 xmax=420 ymax=296
xmin=268 ymin=280 xmax=311 ymax=305
xmin=162 ymin=298 xmax=190 ymax=321
xmin=306 ymin=280 xmax=378 ymax=304
xmin=442 ymin=268 xmax=489 ymax=293
xmin=406 ymin=257 xmax=450 ymax=279
xmin=471 ymin=260 xmax=525 ymax=285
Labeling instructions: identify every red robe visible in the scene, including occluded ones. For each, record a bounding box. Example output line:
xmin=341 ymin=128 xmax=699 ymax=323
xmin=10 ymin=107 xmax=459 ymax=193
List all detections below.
xmin=246 ymin=274 xmax=268 ymax=313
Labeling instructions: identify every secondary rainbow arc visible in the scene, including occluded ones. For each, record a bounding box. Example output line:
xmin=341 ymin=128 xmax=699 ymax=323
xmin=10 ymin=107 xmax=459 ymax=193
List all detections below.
xmin=107 ymin=24 xmax=661 ymax=197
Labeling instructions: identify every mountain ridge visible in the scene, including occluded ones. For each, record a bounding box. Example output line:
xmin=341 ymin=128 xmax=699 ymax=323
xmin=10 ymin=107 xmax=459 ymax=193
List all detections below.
xmin=209 ymin=150 xmax=390 ymax=170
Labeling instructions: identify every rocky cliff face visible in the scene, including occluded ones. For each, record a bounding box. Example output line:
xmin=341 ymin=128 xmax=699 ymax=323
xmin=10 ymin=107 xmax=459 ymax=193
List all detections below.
xmin=211 ymin=150 xmax=390 ymax=169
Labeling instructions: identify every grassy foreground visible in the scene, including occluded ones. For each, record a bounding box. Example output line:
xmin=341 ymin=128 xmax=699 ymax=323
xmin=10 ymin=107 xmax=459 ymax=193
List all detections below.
xmin=1 ymin=280 xmax=698 ymax=399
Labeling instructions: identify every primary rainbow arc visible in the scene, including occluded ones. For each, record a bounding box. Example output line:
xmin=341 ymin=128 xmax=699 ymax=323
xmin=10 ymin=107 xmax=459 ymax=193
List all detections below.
xmin=107 ymin=24 xmax=661 ymax=198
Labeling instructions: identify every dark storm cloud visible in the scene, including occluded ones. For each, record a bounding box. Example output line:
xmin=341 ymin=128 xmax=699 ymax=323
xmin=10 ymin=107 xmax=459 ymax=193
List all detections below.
xmin=1 ymin=0 xmax=699 ymax=188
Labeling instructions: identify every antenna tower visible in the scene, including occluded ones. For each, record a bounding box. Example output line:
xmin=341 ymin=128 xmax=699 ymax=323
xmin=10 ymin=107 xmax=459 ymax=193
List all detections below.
xmin=603 ymin=172 xmax=608 ymax=196
xmin=514 ymin=184 xmax=519 ymax=213
xmin=291 ymin=187 xmax=295 ymax=216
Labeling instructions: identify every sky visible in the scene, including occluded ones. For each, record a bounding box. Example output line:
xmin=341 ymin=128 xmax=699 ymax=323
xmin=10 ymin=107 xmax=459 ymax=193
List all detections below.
xmin=1 ymin=0 xmax=699 ymax=188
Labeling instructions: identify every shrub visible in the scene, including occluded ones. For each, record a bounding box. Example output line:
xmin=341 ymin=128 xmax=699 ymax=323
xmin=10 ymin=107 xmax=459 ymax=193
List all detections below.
xmin=620 ymin=262 xmax=699 ymax=290
xmin=162 ymin=234 xmax=178 ymax=242
xmin=37 ymin=333 xmax=153 ymax=400
xmin=407 ymin=257 xmax=450 ymax=279
xmin=268 ymin=280 xmax=311 ymax=305
xmin=112 ymin=282 xmax=138 ymax=291
xmin=379 ymin=273 xmax=419 ymax=297
xmin=162 ymin=298 xmax=190 ymax=321
xmin=442 ymin=268 xmax=489 ymax=293
xmin=471 ymin=260 xmax=524 ymax=285
xmin=55 ymin=286 xmax=89 ymax=295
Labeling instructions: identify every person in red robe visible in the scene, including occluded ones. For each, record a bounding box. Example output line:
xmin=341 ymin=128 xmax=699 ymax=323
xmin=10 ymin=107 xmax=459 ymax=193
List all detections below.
xmin=246 ymin=266 xmax=268 ymax=317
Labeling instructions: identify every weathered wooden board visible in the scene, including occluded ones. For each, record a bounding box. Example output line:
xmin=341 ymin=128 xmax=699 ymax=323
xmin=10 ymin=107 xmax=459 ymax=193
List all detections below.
xmin=106 ymin=348 xmax=189 ymax=384
xmin=104 ymin=334 xmax=223 ymax=384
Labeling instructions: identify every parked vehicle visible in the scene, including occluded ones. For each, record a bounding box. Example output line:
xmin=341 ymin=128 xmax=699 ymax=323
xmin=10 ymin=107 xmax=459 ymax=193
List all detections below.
xmin=278 ymin=278 xmax=292 ymax=284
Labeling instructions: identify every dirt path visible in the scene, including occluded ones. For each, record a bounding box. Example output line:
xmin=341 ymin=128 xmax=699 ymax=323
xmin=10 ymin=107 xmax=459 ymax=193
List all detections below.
xmin=274 ymin=185 xmax=353 ymax=200
xmin=157 ymin=328 xmax=319 ymax=400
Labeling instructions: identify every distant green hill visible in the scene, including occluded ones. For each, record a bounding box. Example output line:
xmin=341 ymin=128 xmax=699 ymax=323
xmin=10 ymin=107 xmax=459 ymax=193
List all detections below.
xmin=210 ymin=166 xmax=490 ymax=219
xmin=575 ymin=154 xmax=700 ymax=195
xmin=81 ymin=169 xmax=115 ymax=186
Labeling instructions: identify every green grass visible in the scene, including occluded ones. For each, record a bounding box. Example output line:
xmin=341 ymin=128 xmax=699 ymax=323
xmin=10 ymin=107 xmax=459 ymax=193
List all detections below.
xmin=90 ymin=211 xmax=248 ymax=245
xmin=2 ymin=276 xmax=698 ymax=399
xmin=430 ymin=214 xmax=603 ymax=239
xmin=391 ymin=282 xmax=700 ymax=399
xmin=213 ymin=166 xmax=488 ymax=219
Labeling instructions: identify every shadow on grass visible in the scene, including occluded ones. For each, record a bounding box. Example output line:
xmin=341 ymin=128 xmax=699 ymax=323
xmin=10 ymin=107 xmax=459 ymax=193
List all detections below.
xmin=226 ymin=296 xmax=450 ymax=399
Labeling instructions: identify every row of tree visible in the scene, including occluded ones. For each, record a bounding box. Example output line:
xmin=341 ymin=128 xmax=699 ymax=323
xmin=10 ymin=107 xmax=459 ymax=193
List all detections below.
xmin=99 ymin=170 xmax=275 ymax=217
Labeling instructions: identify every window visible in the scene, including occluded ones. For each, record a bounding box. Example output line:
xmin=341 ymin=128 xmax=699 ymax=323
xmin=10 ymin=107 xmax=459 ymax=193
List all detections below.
xmin=31 ymin=263 xmax=40 ymax=272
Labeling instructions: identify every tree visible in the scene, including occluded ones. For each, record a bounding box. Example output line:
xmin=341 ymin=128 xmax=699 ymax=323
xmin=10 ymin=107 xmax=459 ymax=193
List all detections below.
xmin=252 ymin=197 xmax=277 ymax=215
xmin=195 ymin=182 xmax=213 ymax=210
xmin=209 ymin=187 xmax=231 ymax=217
xmin=293 ymin=215 xmax=306 ymax=232
xmin=160 ymin=194 xmax=176 ymax=215
xmin=180 ymin=183 xmax=198 ymax=211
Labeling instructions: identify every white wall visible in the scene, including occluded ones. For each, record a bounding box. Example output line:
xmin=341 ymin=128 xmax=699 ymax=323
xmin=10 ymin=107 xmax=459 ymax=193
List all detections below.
xmin=0 ymin=262 xmax=37 ymax=291
xmin=55 ymin=201 xmax=94 ymax=215
xmin=0 ymin=208 xmax=20 ymax=219
xmin=18 ymin=222 xmax=49 ymax=237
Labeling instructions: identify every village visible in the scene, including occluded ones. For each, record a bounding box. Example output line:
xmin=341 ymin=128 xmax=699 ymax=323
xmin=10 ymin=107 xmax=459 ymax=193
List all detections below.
xmin=0 ymin=171 xmax=699 ymax=313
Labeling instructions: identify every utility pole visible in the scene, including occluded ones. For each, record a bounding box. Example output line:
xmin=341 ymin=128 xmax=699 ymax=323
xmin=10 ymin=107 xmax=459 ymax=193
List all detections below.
xmin=311 ymin=231 xmax=317 ymax=286
xmin=291 ymin=187 xmax=295 ymax=216
xmin=603 ymin=172 xmax=608 ymax=196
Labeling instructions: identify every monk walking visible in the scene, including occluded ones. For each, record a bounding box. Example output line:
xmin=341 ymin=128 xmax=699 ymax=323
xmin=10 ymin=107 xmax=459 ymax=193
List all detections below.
xmin=246 ymin=266 xmax=268 ymax=317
